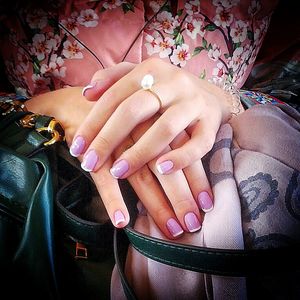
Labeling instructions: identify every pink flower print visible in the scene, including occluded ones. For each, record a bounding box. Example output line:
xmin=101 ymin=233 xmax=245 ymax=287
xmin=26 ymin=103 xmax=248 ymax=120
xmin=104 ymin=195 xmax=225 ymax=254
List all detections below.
xmin=230 ymin=20 xmax=247 ymax=43
xmin=17 ymin=48 xmax=29 ymax=73
xmin=170 ymin=44 xmax=191 ymax=67
xmin=185 ymin=16 xmax=203 ymax=39
xmin=26 ymin=9 xmax=48 ymax=30
xmin=61 ymin=13 xmax=79 ymax=36
xmin=41 ymin=54 xmax=66 ymax=78
xmin=103 ymin=0 xmax=124 ymax=9
xmin=157 ymin=37 xmax=174 ymax=58
xmin=77 ymin=9 xmax=99 ymax=28
xmin=185 ymin=0 xmax=200 ymax=16
xmin=31 ymin=34 xmax=53 ymax=61
xmin=156 ymin=11 xmax=179 ymax=34
xmin=208 ymin=44 xmax=221 ymax=61
xmin=62 ymin=40 xmax=84 ymax=59
xmin=145 ymin=34 xmax=160 ymax=56
xmin=214 ymin=7 xmax=233 ymax=28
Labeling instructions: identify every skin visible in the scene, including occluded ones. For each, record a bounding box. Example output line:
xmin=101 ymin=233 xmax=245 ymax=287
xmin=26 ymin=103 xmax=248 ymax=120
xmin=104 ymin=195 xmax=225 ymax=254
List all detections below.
xmin=26 ymin=59 xmax=235 ymax=238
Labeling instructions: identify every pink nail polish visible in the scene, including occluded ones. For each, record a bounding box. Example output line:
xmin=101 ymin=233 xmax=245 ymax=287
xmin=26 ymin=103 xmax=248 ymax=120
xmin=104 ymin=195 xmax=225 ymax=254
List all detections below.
xmin=198 ymin=191 xmax=213 ymax=213
xmin=81 ymin=149 xmax=99 ymax=172
xmin=184 ymin=212 xmax=201 ymax=233
xmin=82 ymin=81 xmax=97 ymax=97
xmin=114 ymin=210 xmax=126 ymax=226
xmin=166 ymin=218 xmax=184 ymax=237
xmin=110 ymin=159 xmax=129 ymax=179
xmin=156 ymin=160 xmax=174 ymax=174
xmin=69 ymin=136 xmax=85 ymax=157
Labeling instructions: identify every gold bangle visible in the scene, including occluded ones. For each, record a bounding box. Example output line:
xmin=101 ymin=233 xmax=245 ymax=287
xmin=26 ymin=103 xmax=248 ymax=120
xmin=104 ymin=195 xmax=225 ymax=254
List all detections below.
xmin=208 ymin=78 xmax=242 ymax=117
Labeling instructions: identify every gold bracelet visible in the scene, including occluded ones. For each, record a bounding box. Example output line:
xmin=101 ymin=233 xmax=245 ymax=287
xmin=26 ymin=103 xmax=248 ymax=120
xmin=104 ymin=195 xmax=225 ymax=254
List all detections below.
xmin=208 ymin=78 xmax=242 ymax=117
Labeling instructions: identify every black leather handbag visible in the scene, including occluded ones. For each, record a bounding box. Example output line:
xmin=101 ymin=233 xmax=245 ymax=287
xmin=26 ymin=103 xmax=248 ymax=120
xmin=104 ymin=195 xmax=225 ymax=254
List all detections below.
xmin=0 ymin=103 xmax=117 ymax=299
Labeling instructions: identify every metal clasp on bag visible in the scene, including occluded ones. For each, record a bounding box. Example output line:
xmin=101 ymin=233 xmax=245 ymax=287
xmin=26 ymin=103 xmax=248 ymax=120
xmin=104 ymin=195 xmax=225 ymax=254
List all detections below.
xmin=20 ymin=113 xmax=65 ymax=146
xmin=75 ymin=242 xmax=88 ymax=260
xmin=36 ymin=119 xmax=65 ymax=146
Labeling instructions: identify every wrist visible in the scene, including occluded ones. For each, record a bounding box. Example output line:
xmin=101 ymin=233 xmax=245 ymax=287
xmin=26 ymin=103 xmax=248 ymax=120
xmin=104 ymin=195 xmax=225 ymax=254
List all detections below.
xmin=208 ymin=78 xmax=244 ymax=122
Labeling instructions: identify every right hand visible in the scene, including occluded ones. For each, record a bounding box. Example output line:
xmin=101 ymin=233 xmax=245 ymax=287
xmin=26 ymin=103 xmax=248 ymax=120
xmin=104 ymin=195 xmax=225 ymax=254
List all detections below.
xmin=77 ymin=63 xmax=215 ymax=237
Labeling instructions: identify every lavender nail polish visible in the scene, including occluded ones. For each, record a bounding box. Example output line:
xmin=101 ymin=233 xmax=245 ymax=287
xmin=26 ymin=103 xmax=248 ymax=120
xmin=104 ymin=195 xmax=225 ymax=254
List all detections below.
xmin=184 ymin=212 xmax=201 ymax=233
xmin=70 ymin=136 xmax=85 ymax=157
xmin=81 ymin=149 xmax=99 ymax=172
xmin=114 ymin=210 xmax=126 ymax=226
xmin=198 ymin=191 xmax=213 ymax=213
xmin=156 ymin=160 xmax=174 ymax=174
xmin=110 ymin=159 xmax=129 ymax=179
xmin=166 ymin=218 xmax=184 ymax=237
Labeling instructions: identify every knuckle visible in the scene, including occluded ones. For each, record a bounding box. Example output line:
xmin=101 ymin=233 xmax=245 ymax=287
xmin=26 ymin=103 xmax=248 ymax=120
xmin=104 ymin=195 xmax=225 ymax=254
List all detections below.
xmin=173 ymin=197 xmax=195 ymax=214
xmin=173 ymin=70 xmax=190 ymax=87
xmin=128 ymin=146 xmax=147 ymax=166
xmin=93 ymin=134 xmax=111 ymax=153
xmin=161 ymin=121 xmax=178 ymax=139
xmin=132 ymin=166 xmax=155 ymax=186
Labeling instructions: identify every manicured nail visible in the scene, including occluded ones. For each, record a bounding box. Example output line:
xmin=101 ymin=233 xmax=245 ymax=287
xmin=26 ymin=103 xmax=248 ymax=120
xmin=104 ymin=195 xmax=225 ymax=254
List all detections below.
xmin=166 ymin=218 xmax=184 ymax=237
xmin=114 ymin=210 xmax=126 ymax=226
xmin=69 ymin=136 xmax=85 ymax=157
xmin=198 ymin=191 xmax=213 ymax=212
xmin=184 ymin=212 xmax=201 ymax=233
xmin=156 ymin=160 xmax=174 ymax=174
xmin=82 ymin=81 xmax=97 ymax=97
xmin=81 ymin=149 xmax=99 ymax=172
xmin=110 ymin=159 xmax=129 ymax=179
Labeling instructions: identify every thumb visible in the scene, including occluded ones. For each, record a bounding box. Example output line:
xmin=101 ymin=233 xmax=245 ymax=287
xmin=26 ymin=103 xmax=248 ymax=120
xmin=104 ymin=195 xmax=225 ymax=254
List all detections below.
xmin=82 ymin=62 xmax=136 ymax=101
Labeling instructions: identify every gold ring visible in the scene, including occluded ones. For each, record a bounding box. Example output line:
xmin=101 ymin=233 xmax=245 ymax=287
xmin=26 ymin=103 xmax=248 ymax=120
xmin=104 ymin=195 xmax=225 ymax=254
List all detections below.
xmin=141 ymin=74 xmax=163 ymax=110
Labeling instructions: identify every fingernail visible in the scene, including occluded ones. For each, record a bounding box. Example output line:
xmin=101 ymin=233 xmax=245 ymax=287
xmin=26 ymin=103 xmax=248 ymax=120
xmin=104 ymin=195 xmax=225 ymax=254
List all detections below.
xmin=69 ymin=136 xmax=85 ymax=157
xmin=166 ymin=218 xmax=184 ymax=237
xmin=82 ymin=81 xmax=97 ymax=97
xmin=114 ymin=210 xmax=126 ymax=226
xmin=184 ymin=212 xmax=201 ymax=233
xmin=198 ymin=191 xmax=213 ymax=212
xmin=156 ymin=160 xmax=174 ymax=174
xmin=110 ymin=159 xmax=129 ymax=179
xmin=81 ymin=149 xmax=99 ymax=172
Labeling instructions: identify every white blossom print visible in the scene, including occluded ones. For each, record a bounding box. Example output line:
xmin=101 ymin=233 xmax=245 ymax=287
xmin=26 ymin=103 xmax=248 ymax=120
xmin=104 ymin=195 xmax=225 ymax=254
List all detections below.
xmin=214 ymin=6 xmax=234 ymax=28
xmin=62 ymin=40 xmax=84 ymax=59
xmin=185 ymin=0 xmax=201 ymax=16
xmin=103 ymin=0 xmax=124 ymax=10
xmin=26 ymin=9 xmax=48 ymax=30
xmin=170 ymin=44 xmax=191 ymax=67
xmin=156 ymin=11 xmax=179 ymax=34
xmin=61 ymin=12 xmax=80 ymax=36
xmin=230 ymin=20 xmax=248 ymax=43
xmin=31 ymin=34 xmax=54 ymax=61
xmin=77 ymin=9 xmax=99 ymax=27
xmin=40 ymin=54 xmax=66 ymax=78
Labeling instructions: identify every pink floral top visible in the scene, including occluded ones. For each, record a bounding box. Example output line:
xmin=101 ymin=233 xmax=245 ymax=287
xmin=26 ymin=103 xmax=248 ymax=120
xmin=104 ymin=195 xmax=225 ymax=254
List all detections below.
xmin=0 ymin=0 xmax=278 ymax=97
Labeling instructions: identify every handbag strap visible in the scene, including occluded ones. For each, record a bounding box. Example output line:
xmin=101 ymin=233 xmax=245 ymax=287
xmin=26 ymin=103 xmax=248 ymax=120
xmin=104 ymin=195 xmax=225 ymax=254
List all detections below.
xmin=123 ymin=226 xmax=300 ymax=277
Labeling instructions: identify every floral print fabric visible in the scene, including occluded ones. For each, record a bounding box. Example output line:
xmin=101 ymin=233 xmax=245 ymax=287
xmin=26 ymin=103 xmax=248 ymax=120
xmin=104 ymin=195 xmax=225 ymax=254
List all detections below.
xmin=0 ymin=0 xmax=278 ymax=97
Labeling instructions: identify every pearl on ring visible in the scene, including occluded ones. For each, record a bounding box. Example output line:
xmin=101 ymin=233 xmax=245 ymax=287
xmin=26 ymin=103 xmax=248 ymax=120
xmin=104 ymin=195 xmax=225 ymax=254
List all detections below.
xmin=141 ymin=74 xmax=154 ymax=90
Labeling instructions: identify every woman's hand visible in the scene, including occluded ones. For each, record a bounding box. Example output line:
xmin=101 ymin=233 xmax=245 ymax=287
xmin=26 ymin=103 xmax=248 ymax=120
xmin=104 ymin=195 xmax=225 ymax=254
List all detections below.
xmin=25 ymin=86 xmax=211 ymax=238
xmin=71 ymin=57 xmax=232 ymax=179
xmin=75 ymin=62 xmax=218 ymax=237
